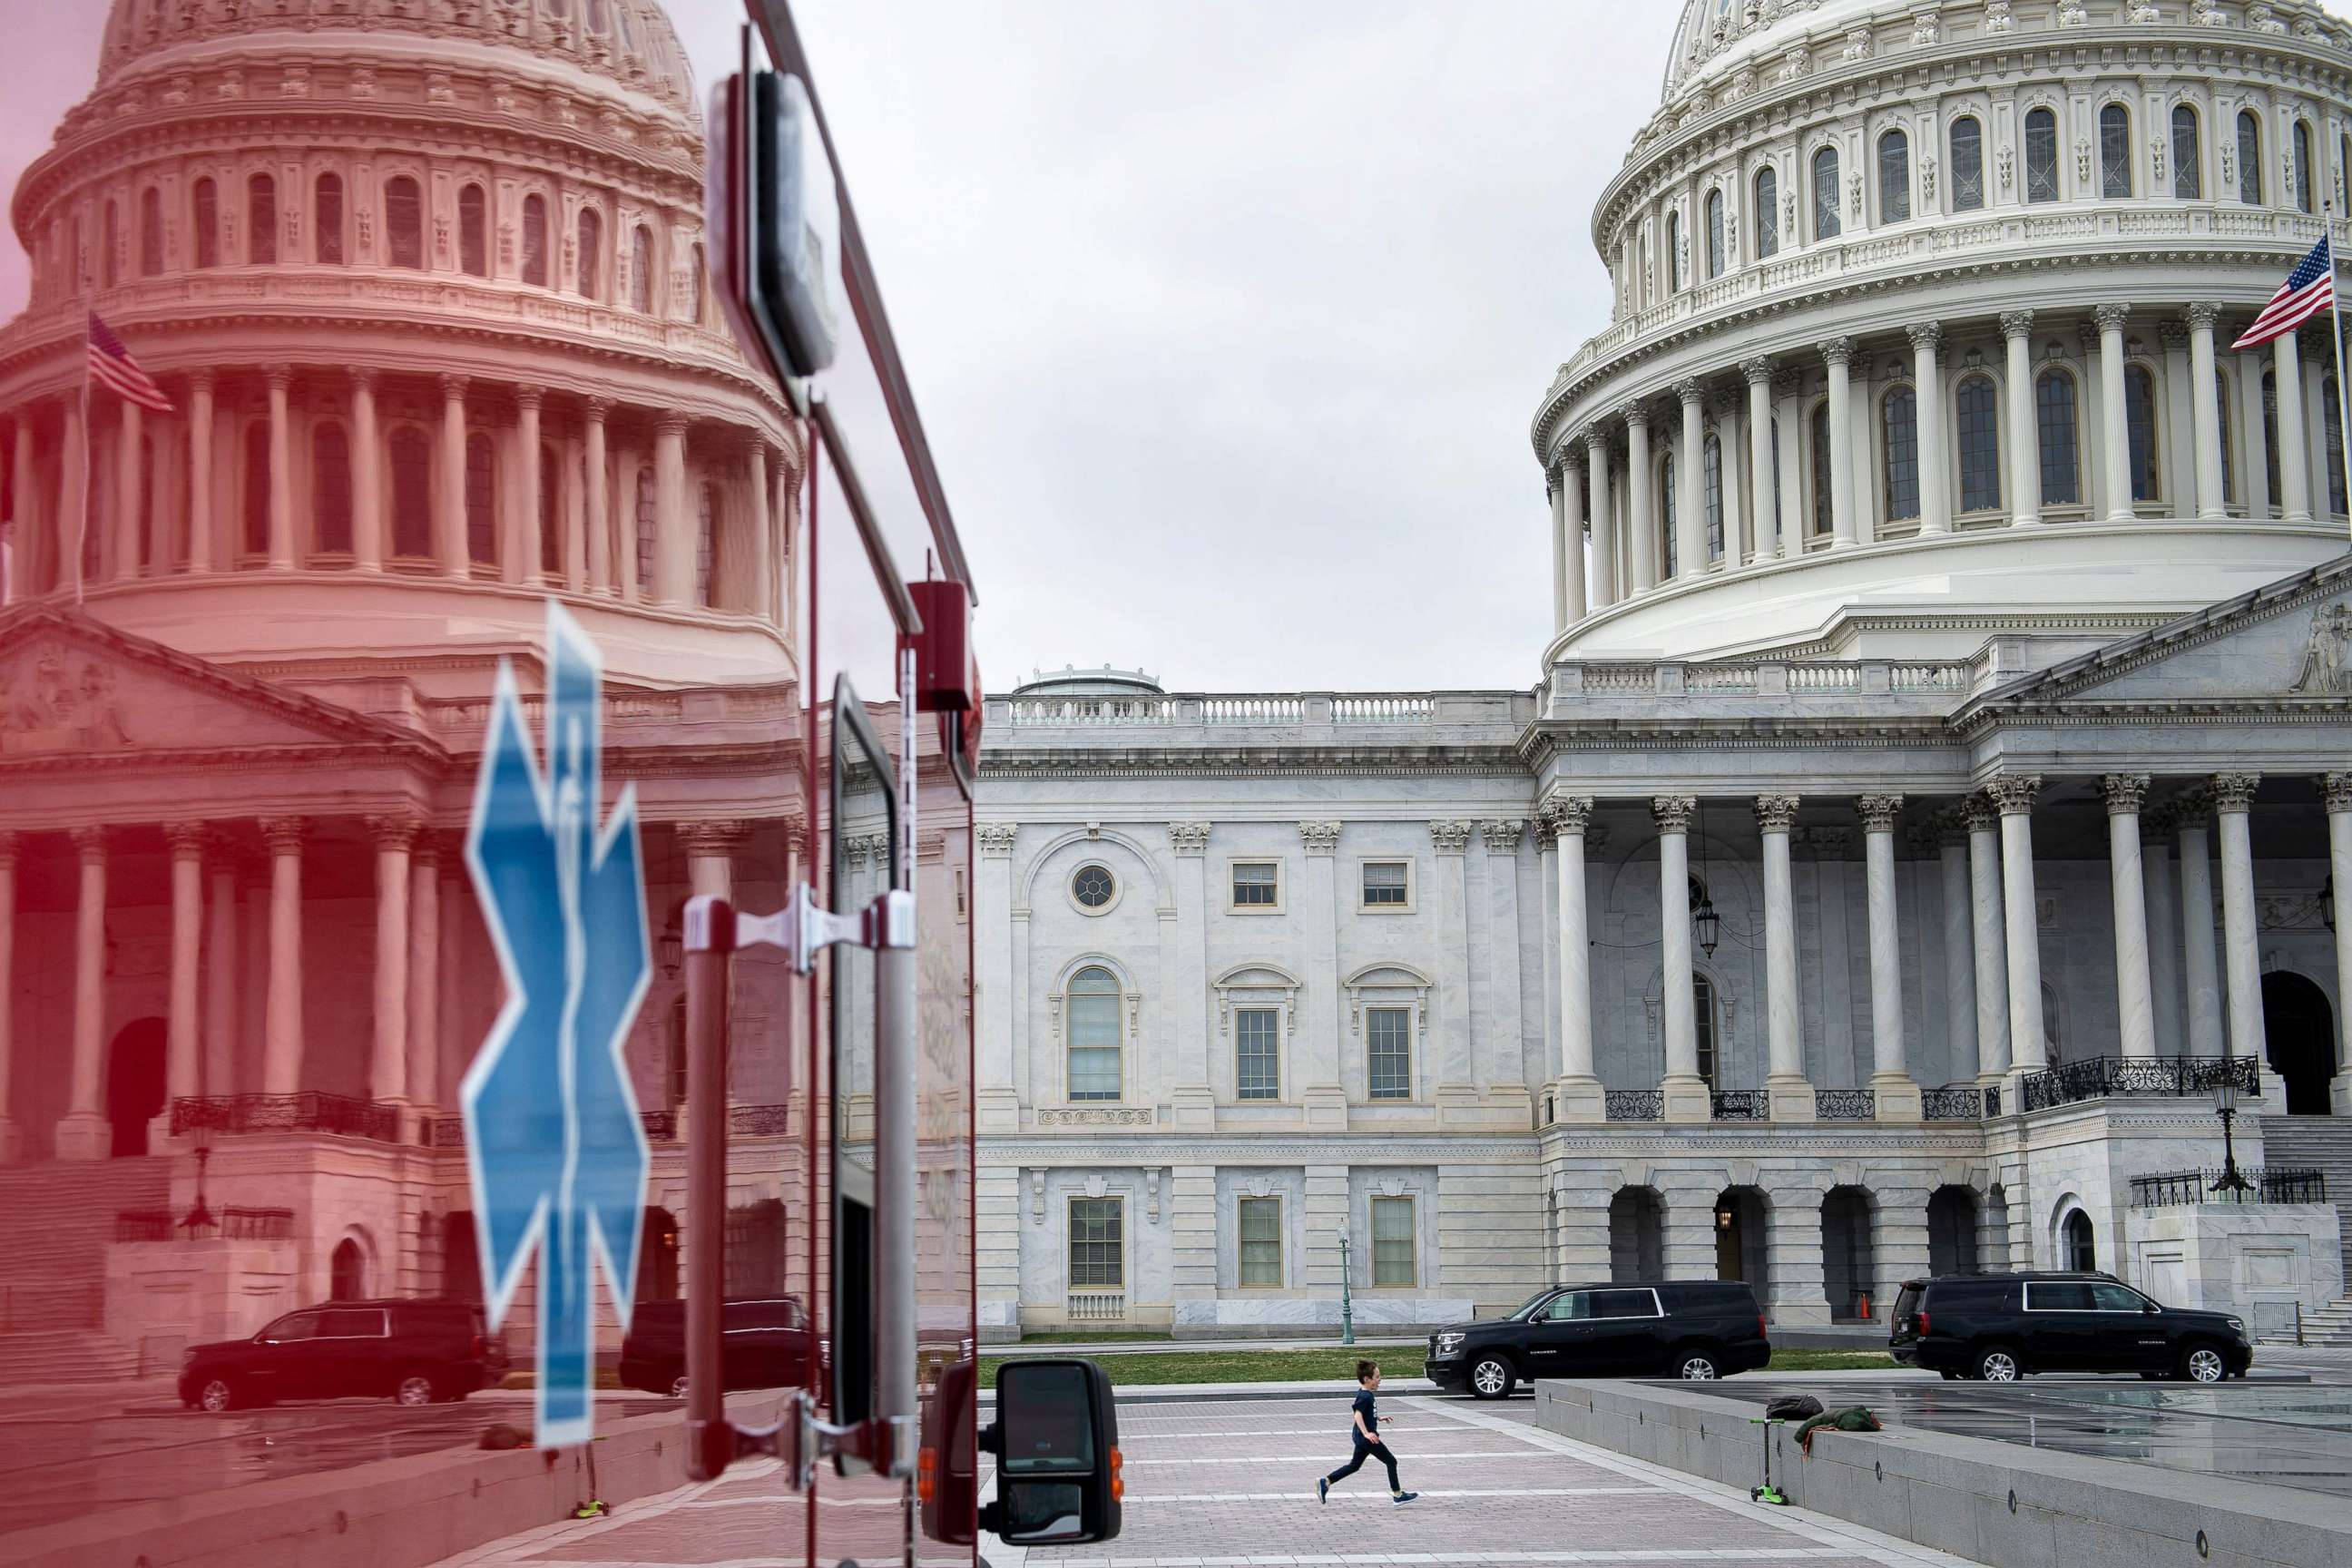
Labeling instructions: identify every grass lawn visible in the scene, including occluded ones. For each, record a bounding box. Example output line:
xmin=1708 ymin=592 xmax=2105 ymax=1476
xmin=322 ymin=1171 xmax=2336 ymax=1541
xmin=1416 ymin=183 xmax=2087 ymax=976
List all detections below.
xmin=976 ymin=1347 xmax=1896 ymax=1388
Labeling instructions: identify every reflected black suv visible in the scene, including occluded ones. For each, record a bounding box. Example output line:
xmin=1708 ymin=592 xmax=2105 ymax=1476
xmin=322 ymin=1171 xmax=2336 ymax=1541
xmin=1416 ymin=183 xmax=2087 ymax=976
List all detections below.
xmin=616 ymin=1297 xmax=821 ymax=1397
xmin=1890 ymin=1271 xmax=2252 ymax=1383
xmin=1425 ymin=1280 xmax=1770 ymax=1397
xmin=180 ymin=1299 xmax=498 ymax=1412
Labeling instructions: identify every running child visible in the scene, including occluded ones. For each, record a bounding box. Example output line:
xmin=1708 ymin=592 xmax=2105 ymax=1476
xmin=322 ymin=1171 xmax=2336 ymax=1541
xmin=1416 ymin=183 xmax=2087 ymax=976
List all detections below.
xmin=1317 ymin=1359 xmax=1416 ymax=1505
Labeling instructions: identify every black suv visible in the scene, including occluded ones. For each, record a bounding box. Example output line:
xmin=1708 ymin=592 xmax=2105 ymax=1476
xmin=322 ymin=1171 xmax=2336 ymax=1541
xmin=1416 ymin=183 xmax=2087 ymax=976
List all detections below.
xmin=1426 ymin=1280 xmax=1770 ymax=1397
xmin=616 ymin=1297 xmax=819 ymax=1397
xmin=1890 ymin=1271 xmax=2253 ymax=1383
xmin=180 ymin=1299 xmax=498 ymax=1411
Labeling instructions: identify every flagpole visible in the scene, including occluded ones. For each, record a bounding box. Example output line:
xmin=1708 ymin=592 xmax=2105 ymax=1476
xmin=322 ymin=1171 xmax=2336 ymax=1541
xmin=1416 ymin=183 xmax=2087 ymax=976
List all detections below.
xmin=2330 ymin=204 xmax=2352 ymax=545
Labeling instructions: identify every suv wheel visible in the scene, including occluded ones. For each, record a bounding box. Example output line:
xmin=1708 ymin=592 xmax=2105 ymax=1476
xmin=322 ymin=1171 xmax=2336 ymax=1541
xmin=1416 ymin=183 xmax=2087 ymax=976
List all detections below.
xmin=195 ymin=1377 xmax=238 ymax=1414
xmin=1974 ymin=1345 xmax=2023 ymax=1383
xmin=1675 ymin=1350 xmax=1721 ymax=1380
xmin=2177 ymin=1345 xmax=2228 ymax=1384
xmin=1469 ymin=1355 xmax=1516 ymax=1400
xmin=670 ymin=1374 xmax=690 ymax=1398
xmin=394 ymin=1373 xmax=439 ymax=1407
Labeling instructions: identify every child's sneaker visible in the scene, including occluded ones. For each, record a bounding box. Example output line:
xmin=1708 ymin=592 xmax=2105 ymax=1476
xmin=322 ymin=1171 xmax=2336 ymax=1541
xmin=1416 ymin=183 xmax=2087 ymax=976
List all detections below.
xmin=1391 ymin=1491 xmax=1419 ymax=1505
xmin=1317 ymin=1478 xmax=1329 ymax=1504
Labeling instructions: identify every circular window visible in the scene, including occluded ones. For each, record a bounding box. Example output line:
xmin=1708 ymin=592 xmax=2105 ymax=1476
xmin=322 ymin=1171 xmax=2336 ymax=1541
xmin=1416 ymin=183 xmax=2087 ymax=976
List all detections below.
xmin=1072 ymin=865 xmax=1116 ymax=910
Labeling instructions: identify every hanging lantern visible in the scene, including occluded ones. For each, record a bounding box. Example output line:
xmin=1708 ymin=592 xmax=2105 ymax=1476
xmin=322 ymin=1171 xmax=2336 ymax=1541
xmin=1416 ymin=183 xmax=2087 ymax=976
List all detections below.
xmin=1693 ymin=888 xmax=1721 ymax=958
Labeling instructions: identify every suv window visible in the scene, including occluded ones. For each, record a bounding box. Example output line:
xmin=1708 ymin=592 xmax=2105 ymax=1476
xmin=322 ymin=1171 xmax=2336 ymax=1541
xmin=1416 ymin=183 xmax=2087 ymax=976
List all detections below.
xmin=1544 ymin=1292 xmax=1591 ymax=1321
xmin=318 ymin=1308 xmax=387 ymax=1338
xmin=1590 ymin=1289 xmax=1660 ymax=1319
xmin=262 ymin=1310 xmax=324 ymax=1342
xmin=2089 ymin=1282 xmax=2149 ymax=1312
xmin=2024 ymin=1281 xmax=2095 ymax=1310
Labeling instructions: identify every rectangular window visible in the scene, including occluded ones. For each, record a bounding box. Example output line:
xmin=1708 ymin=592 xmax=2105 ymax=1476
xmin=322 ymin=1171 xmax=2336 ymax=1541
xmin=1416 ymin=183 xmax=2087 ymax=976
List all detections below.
xmin=1236 ymin=1007 xmax=1280 ymax=1101
xmin=1589 ymin=1289 xmax=1661 ymax=1320
xmin=1370 ymin=1196 xmax=1416 ymax=1288
xmin=1362 ymin=862 xmax=1409 ymax=907
xmin=1230 ymin=861 xmax=1279 ymax=909
xmin=2037 ymin=373 xmax=2082 ymax=505
xmin=1367 ymin=1007 xmax=1412 ymax=1100
xmin=1238 ymin=1196 xmax=1282 ymax=1288
xmin=1068 ymin=1198 xmax=1123 ymax=1289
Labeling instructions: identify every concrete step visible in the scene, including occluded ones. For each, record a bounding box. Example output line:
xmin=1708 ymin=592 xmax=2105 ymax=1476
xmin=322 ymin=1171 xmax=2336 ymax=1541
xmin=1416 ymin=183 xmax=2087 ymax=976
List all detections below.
xmin=0 ymin=1330 xmax=142 ymax=1386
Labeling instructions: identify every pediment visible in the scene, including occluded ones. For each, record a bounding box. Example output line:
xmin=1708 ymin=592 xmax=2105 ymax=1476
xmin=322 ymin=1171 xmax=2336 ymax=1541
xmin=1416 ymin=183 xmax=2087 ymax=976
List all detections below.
xmin=0 ymin=607 xmax=438 ymax=762
xmin=1980 ymin=556 xmax=2352 ymax=707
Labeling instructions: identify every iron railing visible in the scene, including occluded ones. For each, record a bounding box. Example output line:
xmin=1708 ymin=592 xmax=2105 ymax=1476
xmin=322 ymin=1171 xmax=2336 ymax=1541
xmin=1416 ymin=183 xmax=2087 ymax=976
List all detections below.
xmin=1710 ymin=1090 xmax=1768 ymax=1122
xmin=730 ymin=1103 xmax=792 ymax=1137
xmin=170 ymin=1093 xmax=401 ymax=1143
xmin=1604 ymin=1090 xmax=1664 ymax=1122
xmin=114 ymin=1205 xmax=297 ymax=1241
xmin=1922 ymin=1085 xmax=1991 ymax=1122
xmin=1814 ymin=1089 xmax=1877 ymax=1122
xmin=2018 ymin=1055 xmax=2258 ymax=1113
xmin=1984 ymin=1086 xmax=2002 ymax=1116
xmin=2130 ymin=1169 xmax=2328 ymax=1208
xmin=220 ymin=1206 xmax=298 ymax=1240
xmin=641 ymin=1110 xmax=680 ymax=1142
xmin=114 ymin=1210 xmax=175 ymax=1243
xmin=426 ymin=1115 xmax=467 ymax=1149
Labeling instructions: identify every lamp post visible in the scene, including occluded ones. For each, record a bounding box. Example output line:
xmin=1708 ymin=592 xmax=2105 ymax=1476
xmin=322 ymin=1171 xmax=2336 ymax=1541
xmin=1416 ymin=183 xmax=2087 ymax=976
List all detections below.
xmin=1336 ymin=1225 xmax=1355 ymax=1347
xmin=2210 ymin=1065 xmax=2256 ymax=1199
xmin=179 ymin=1142 xmax=216 ymax=1236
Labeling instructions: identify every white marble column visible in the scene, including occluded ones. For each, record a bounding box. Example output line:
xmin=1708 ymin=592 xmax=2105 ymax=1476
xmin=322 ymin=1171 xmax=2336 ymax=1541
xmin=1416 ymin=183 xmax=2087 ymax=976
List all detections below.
xmin=185 ymin=372 xmax=215 ymax=573
xmin=2301 ymin=329 xmax=2331 ymax=521
xmin=511 ymin=387 xmax=543 ymax=587
xmin=0 ymin=834 xmax=17 ymax=1161
xmin=1548 ymin=469 xmax=1570 ymax=632
xmin=2325 ymin=774 xmax=2352 ymax=1112
xmin=2096 ymin=304 xmax=2136 ymax=522
xmin=1654 ymin=797 xmax=1709 ymax=1120
xmin=679 ymin=821 xmax=740 ymax=901
xmin=407 ymin=837 xmax=440 ymax=1117
xmin=1774 ymin=368 xmax=1805 ymax=554
xmin=1907 ymin=324 xmax=1949 ymax=534
xmin=1711 ymin=389 xmax=1745 ymax=566
xmin=1675 ymin=380 xmax=1706 ymax=581
xmin=436 ymin=375 xmax=469 ymax=577
xmin=56 ymin=827 xmax=110 ymax=1160
xmin=2002 ymin=311 xmax=2041 ymax=526
xmin=2187 ymin=305 xmax=2227 ymax=521
xmin=163 ymin=822 xmax=204 ymax=1126
xmin=584 ymin=397 xmax=612 ymax=594
xmin=260 ymin=816 xmax=305 ymax=1096
xmin=2102 ymin=775 xmax=2158 ymax=1060
xmin=2276 ymin=331 xmax=2313 ymax=521
xmin=266 ymin=368 xmax=296 ymax=568
xmin=2162 ymin=321 xmax=2197 ymax=523
xmin=1857 ymin=796 xmax=1922 ymax=1119
xmin=1431 ymin=820 xmax=1476 ymax=1120
xmin=204 ymin=842 xmax=237 ymax=1097
xmin=1965 ymin=798 xmax=2011 ymax=1084
xmin=1990 ymin=776 xmax=2047 ymax=1075
xmin=11 ymin=417 xmax=41 ymax=593
xmin=1299 ymin=821 xmax=1346 ymax=1127
xmin=1938 ymin=824 xmax=1977 ymax=1084
xmin=1626 ymin=406 xmax=1656 ymax=592
xmin=114 ymin=399 xmax=143 ymax=579
xmin=60 ymin=398 xmax=86 ymax=591
xmin=351 ymin=368 xmax=383 ymax=571
xmin=368 ymin=816 xmax=415 ymax=1111
xmin=1584 ymin=430 xmax=1615 ymax=610
xmin=2212 ymin=772 xmax=2267 ymax=1063
xmin=746 ymin=439 xmax=774 ymax=622
xmin=2239 ymin=341 xmax=2272 ymax=519
xmin=1743 ymin=358 xmax=1777 ymax=563
xmin=1757 ymin=795 xmax=1810 ymax=1121
xmin=2143 ymin=809 xmax=2182 ymax=1058
xmin=1168 ymin=822 xmax=1213 ymax=1130
xmin=653 ymin=413 xmax=691 ymax=605
xmin=1544 ymin=798 xmax=1600 ymax=1123
xmin=1481 ymin=818 xmax=1530 ymax=1122
xmin=2178 ymin=800 xmax=2226 ymax=1057
xmin=1823 ymin=338 xmax=1858 ymax=547
xmin=975 ymin=824 xmax=1018 ymax=1131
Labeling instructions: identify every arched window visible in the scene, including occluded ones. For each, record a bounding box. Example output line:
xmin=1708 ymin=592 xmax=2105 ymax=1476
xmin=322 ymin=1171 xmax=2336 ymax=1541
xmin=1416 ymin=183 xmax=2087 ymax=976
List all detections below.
xmin=191 ymin=179 xmax=219 ymax=269
xmin=2239 ymin=111 xmax=2264 ymax=204
xmin=521 ymin=194 xmax=549 ymax=287
xmin=1957 ymin=375 xmax=2000 ymax=514
xmin=1659 ymin=451 xmax=1679 ymax=576
xmin=1066 ymin=965 xmax=1122 ymax=1102
xmin=2036 ymin=371 xmax=2081 ymax=506
xmin=330 ymin=1239 xmax=367 ymax=1301
xmin=2263 ymin=370 xmax=2282 ymax=508
xmin=138 ymin=188 xmax=162 ymax=277
xmin=1704 ymin=190 xmax=1724 ymax=279
xmin=247 ymin=173 xmax=276 ymax=264
xmin=632 ymin=225 xmax=654 ymax=313
xmin=465 ymin=431 xmax=495 ymax=569
xmin=1753 ymin=167 xmax=1779 ymax=259
xmin=1877 ymin=128 xmax=1911 ymax=222
xmin=2125 ymin=364 xmax=2160 ymax=503
xmin=313 ymin=425 xmax=352 ymax=555
xmin=242 ymin=422 xmax=270 ymax=556
xmin=314 ymin=172 xmax=344 ymax=264
xmin=689 ymin=241 xmax=707 ymax=321
xmin=577 ymin=208 xmax=603 ymax=299
xmin=2328 ymin=377 xmax=2347 ymax=516
xmin=1702 ymin=434 xmax=1724 ymax=561
xmin=389 ymin=427 xmax=432 ymax=559
xmin=103 ymin=201 xmax=120 ymax=288
xmin=540 ymin=444 xmax=562 ymax=576
xmin=2100 ymin=103 xmax=2132 ymax=198
xmin=2063 ymin=1210 xmax=2096 ymax=1273
xmin=385 ymin=175 xmax=422 ymax=269
xmin=1812 ymin=145 xmax=1841 ymax=239
xmin=1810 ymin=402 xmax=1833 ymax=536
xmin=2172 ymin=105 xmax=2202 ymax=200
xmin=1883 ymin=386 xmax=1920 ymax=522
xmin=2024 ymin=107 xmax=2061 ymax=203
xmin=1665 ymin=211 xmax=1682 ymax=292
xmin=2295 ymin=119 xmax=2316 ymax=213
xmin=458 ymin=183 xmax=487 ymax=278
xmin=696 ymin=481 xmax=717 ymax=606
xmin=1951 ymin=116 xmax=1984 ymax=212
xmin=635 ymin=469 xmax=657 ymax=595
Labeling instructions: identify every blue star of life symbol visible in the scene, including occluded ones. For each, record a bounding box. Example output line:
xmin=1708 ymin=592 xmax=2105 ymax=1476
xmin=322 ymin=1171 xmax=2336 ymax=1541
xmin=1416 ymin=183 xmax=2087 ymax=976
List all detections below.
xmin=461 ymin=601 xmax=652 ymax=1448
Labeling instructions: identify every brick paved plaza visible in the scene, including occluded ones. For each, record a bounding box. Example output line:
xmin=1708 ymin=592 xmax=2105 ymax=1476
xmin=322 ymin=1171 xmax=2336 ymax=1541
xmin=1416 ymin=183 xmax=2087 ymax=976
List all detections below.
xmin=438 ymin=1393 xmax=1986 ymax=1568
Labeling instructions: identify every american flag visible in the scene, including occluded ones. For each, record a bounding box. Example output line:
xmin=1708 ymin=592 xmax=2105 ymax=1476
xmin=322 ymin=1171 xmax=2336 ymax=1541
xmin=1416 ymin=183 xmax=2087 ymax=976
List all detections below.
xmin=2232 ymin=237 xmax=2337 ymax=351
xmin=85 ymin=312 xmax=175 ymax=415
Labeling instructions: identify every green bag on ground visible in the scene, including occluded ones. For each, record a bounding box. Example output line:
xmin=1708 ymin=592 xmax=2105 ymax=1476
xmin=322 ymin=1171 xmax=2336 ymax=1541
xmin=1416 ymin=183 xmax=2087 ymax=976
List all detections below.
xmin=1794 ymin=1405 xmax=1883 ymax=1454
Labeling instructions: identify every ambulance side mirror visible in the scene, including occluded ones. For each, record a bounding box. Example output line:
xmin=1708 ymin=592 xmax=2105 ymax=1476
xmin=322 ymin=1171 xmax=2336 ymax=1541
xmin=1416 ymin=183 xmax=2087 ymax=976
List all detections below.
xmin=978 ymin=1359 xmax=1122 ymax=1546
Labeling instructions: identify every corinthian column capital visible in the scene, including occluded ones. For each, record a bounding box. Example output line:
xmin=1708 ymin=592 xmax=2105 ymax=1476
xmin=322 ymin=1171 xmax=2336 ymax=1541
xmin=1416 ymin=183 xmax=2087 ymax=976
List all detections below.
xmin=1754 ymin=793 xmax=1801 ymax=834
xmin=2099 ymin=774 xmax=2151 ymax=815
xmin=1985 ymin=775 xmax=2042 ymax=817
